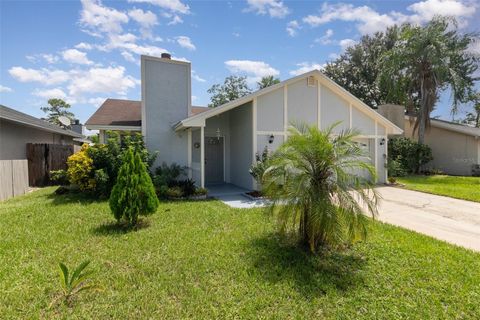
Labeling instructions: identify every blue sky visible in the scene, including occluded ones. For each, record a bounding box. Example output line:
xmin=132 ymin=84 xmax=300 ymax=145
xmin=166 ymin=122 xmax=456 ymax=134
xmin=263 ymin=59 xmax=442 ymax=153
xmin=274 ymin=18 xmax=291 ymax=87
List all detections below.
xmin=1 ymin=0 xmax=479 ymax=125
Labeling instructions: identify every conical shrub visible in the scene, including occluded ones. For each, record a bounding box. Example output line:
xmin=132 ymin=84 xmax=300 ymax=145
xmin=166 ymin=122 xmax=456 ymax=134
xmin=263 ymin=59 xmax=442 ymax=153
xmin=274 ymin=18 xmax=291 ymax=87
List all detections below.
xmin=109 ymin=148 xmax=159 ymax=225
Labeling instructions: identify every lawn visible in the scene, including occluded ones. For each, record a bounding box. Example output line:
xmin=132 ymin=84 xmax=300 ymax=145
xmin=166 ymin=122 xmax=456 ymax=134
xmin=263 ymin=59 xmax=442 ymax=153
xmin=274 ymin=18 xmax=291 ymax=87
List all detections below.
xmin=396 ymin=175 xmax=480 ymax=202
xmin=1 ymin=188 xmax=479 ymax=319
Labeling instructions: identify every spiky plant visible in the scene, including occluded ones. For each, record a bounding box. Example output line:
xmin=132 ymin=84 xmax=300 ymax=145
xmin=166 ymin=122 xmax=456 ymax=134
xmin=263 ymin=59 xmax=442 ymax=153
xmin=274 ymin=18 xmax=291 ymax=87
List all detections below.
xmin=262 ymin=123 xmax=380 ymax=252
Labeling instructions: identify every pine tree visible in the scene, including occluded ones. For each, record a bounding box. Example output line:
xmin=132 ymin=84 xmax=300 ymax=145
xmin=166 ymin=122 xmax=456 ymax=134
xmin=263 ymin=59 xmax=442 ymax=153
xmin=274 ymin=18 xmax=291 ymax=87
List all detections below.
xmin=109 ymin=148 xmax=159 ymax=225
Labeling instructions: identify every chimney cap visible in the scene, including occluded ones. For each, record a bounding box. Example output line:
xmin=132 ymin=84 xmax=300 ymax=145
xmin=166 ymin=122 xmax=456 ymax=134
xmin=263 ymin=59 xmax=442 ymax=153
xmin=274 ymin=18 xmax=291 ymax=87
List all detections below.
xmin=161 ymin=53 xmax=171 ymax=59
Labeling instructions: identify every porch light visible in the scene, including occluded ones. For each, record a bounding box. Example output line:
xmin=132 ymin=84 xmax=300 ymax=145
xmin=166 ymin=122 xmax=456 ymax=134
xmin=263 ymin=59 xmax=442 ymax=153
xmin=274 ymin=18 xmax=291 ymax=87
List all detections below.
xmin=380 ymin=138 xmax=385 ymax=146
xmin=268 ymin=134 xmax=274 ymax=144
xmin=216 ymin=128 xmax=221 ymax=140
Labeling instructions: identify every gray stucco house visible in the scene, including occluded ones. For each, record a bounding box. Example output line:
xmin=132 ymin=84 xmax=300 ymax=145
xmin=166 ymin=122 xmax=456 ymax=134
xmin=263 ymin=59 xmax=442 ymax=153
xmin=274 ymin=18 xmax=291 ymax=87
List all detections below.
xmin=86 ymin=54 xmax=402 ymax=189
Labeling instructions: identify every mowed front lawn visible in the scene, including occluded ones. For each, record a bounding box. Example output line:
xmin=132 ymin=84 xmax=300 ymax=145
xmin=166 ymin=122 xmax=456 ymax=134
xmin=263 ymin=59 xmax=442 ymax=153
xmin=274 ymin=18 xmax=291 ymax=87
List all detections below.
xmin=396 ymin=175 xmax=480 ymax=202
xmin=1 ymin=188 xmax=479 ymax=319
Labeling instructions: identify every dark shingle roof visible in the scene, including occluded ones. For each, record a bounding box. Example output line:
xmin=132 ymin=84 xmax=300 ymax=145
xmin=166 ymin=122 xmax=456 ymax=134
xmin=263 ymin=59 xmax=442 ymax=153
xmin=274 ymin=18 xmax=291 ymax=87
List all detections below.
xmin=0 ymin=104 xmax=82 ymax=138
xmin=86 ymin=99 xmax=142 ymax=127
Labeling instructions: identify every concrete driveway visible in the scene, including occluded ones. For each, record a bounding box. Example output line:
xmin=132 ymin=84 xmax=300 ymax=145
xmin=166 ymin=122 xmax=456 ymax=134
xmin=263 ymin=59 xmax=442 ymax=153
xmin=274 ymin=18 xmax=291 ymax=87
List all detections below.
xmin=376 ymin=186 xmax=480 ymax=252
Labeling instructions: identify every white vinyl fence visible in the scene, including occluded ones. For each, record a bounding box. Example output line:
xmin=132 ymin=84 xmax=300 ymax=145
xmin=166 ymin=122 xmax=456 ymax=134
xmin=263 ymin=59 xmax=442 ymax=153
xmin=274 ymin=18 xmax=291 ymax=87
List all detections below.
xmin=0 ymin=159 xmax=29 ymax=201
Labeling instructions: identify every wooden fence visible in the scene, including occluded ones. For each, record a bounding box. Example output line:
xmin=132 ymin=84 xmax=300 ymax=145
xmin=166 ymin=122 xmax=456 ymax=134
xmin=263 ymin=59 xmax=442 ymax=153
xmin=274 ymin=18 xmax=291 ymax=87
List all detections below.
xmin=0 ymin=160 xmax=29 ymax=201
xmin=26 ymin=143 xmax=73 ymax=186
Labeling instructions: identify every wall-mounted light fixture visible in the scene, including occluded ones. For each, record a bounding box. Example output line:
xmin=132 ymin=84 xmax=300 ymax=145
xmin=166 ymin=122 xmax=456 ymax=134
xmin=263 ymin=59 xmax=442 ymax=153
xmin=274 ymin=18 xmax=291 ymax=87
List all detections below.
xmin=268 ymin=134 xmax=274 ymax=144
xmin=216 ymin=128 xmax=221 ymax=140
xmin=380 ymin=138 xmax=385 ymax=146
xmin=194 ymin=142 xmax=200 ymax=149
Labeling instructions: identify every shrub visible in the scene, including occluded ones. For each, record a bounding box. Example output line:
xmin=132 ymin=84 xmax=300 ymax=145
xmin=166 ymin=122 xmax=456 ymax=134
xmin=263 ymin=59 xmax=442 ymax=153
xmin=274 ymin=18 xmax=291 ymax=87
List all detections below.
xmin=50 ymin=169 xmax=69 ymax=185
xmin=166 ymin=186 xmax=184 ymax=199
xmin=177 ymin=179 xmax=196 ymax=197
xmin=388 ymin=137 xmax=433 ymax=175
xmin=388 ymin=176 xmax=397 ymax=184
xmin=109 ymin=148 xmax=159 ymax=225
xmin=194 ymin=187 xmax=208 ymax=196
xmin=93 ymin=169 xmax=110 ymax=198
xmin=249 ymin=146 xmax=270 ymax=188
xmin=387 ymin=158 xmax=407 ymax=177
xmin=153 ymin=162 xmax=186 ymax=187
xmin=67 ymin=144 xmax=95 ymax=191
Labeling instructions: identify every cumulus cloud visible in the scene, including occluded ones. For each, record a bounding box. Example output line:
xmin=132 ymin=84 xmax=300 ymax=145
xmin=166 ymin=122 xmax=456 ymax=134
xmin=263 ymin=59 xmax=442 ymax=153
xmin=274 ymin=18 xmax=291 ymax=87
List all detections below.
xmin=286 ymin=20 xmax=300 ymax=37
xmin=79 ymin=0 xmax=129 ymax=36
xmin=303 ymin=0 xmax=477 ymax=35
xmin=67 ymin=66 xmax=138 ymax=96
xmin=0 ymin=85 xmax=13 ymax=93
xmin=62 ymin=49 xmax=93 ymax=65
xmin=245 ymin=0 xmax=290 ymax=18
xmin=176 ymin=36 xmax=196 ymax=51
xmin=289 ymin=62 xmax=324 ymax=76
xmin=9 ymin=67 xmax=70 ymax=85
xmin=339 ymin=38 xmax=357 ymax=51
xmin=225 ymin=60 xmax=280 ymax=84
xmin=128 ymin=8 xmax=158 ymax=37
xmin=128 ymin=0 xmax=190 ymax=14
xmin=75 ymin=42 xmax=93 ymax=50
xmin=314 ymin=29 xmax=334 ymax=45
xmin=32 ymin=87 xmax=67 ymax=99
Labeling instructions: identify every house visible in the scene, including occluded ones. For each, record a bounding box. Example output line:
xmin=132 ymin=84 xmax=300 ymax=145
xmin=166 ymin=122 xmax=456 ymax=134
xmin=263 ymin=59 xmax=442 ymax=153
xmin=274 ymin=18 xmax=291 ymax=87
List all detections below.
xmin=86 ymin=54 xmax=403 ymax=189
xmin=378 ymin=104 xmax=480 ymax=176
xmin=0 ymin=104 xmax=83 ymax=160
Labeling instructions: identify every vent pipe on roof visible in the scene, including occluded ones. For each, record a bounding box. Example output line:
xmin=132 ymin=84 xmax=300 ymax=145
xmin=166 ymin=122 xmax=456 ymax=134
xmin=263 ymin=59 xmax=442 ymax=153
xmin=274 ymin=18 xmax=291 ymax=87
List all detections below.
xmin=161 ymin=53 xmax=171 ymax=59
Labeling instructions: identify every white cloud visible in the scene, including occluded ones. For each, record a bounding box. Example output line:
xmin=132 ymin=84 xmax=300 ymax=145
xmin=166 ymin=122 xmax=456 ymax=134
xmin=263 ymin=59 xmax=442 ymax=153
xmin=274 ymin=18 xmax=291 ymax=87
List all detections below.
xmin=225 ymin=60 xmax=280 ymax=84
xmin=176 ymin=36 xmax=196 ymax=51
xmin=67 ymin=66 xmax=139 ymax=97
xmin=9 ymin=67 xmax=70 ymax=85
xmin=245 ymin=0 xmax=290 ymax=18
xmin=87 ymin=97 xmax=107 ymax=105
xmin=339 ymin=38 xmax=357 ymax=51
xmin=167 ymin=14 xmax=183 ymax=25
xmin=32 ymin=87 xmax=67 ymax=99
xmin=289 ymin=62 xmax=324 ymax=76
xmin=42 ymin=54 xmax=60 ymax=64
xmin=128 ymin=8 xmax=158 ymax=37
xmin=0 ymin=85 xmax=13 ymax=93
xmin=79 ymin=0 xmax=129 ymax=36
xmin=121 ymin=51 xmax=137 ymax=63
xmin=192 ymin=70 xmax=205 ymax=82
xmin=232 ymin=32 xmax=241 ymax=38
xmin=62 ymin=49 xmax=93 ymax=65
xmin=302 ymin=0 xmax=477 ymax=35
xmin=407 ymin=0 xmax=476 ymax=26
xmin=75 ymin=42 xmax=93 ymax=50
xmin=314 ymin=29 xmax=334 ymax=45
xmin=128 ymin=0 xmax=190 ymax=14
xmin=286 ymin=20 xmax=300 ymax=37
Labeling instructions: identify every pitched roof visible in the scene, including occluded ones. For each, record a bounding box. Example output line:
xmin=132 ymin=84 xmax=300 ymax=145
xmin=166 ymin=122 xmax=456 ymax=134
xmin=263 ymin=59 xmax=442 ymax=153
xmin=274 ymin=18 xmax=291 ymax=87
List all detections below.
xmin=0 ymin=104 xmax=82 ymax=138
xmin=175 ymin=70 xmax=404 ymax=135
xmin=86 ymin=98 xmax=142 ymax=127
xmin=406 ymin=116 xmax=480 ymax=137
xmin=191 ymin=106 xmax=208 ymax=115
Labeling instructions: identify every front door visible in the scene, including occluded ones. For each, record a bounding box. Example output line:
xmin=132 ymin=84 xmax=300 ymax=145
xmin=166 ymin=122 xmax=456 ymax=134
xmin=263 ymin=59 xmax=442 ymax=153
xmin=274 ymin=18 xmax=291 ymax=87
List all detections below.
xmin=205 ymin=137 xmax=224 ymax=185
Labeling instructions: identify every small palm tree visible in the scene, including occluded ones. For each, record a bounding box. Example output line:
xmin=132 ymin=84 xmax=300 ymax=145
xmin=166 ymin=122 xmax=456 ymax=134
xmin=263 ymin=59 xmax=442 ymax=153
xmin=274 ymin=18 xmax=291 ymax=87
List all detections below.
xmin=262 ymin=123 xmax=379 ymax=252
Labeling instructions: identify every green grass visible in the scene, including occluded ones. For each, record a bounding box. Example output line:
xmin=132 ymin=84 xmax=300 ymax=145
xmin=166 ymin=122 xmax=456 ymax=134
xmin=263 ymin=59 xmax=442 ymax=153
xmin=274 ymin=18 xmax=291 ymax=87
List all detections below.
xmin=396 ymin=175 xmax=480 ymax=202
xmin=1 ymin=188 xmax=479 ymax=319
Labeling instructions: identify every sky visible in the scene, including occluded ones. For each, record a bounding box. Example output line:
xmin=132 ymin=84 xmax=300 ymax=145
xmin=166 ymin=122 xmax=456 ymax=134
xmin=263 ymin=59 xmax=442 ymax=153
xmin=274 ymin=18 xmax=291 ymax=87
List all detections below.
xmin=1 ymin=0 xmax=479 ymax=126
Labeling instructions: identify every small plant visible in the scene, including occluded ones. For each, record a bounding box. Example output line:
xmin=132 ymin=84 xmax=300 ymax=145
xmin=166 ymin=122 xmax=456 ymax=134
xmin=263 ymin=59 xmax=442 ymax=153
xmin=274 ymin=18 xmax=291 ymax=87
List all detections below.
xmin=166 ymin=186 xmax=184 ymax=199
xmin=177 ymin=179 xmax=196 ymax=197
xmin=249 ymin=146 xmax=270 ymax=188
xmin=388 ymin=176 xmax=397 ymax=184
xmin=153 ymin=162 xmax=186 ymax=187
xmin=67 ymin=144 xmax=95 ymax=191
xmin=109 ymin=148 xmax=159 ymax=225
xmin=51 ymin=260 xmax=101 ymax=307
xmin=49 ymin=169 xmax=69 ymax=185
xmin=194 ymin=187 xmax=208 ymax=196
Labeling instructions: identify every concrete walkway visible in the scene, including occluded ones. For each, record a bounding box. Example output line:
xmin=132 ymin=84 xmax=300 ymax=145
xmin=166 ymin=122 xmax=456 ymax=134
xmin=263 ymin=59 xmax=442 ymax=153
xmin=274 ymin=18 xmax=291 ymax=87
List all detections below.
xmin=376 ymin=186 xmax=480 ymax=252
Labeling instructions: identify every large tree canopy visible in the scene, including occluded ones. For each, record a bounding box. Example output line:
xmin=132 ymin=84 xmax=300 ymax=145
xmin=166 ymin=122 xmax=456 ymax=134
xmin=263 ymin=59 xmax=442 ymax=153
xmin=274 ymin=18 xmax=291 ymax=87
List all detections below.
xmin=207 ymin=75 xmax=252 ymax=108
xmin=379 ymin=17 xmax=478 ymax=143
xmin=323 ymin=26 xmax=400 ymax=108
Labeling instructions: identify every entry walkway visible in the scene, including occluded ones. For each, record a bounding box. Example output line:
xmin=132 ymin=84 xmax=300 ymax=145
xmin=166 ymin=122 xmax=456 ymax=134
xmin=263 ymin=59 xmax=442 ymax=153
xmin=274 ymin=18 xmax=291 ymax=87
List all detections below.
xmin=207 ymin=184 xmax=267 ymax=209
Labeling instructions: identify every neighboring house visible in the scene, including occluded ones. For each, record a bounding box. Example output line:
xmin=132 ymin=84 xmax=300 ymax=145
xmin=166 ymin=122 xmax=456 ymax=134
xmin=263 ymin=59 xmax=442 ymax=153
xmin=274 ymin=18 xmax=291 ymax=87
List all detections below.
xmin=378 ymin=104 xmax=480 ymax=176
xmin=86 ymin=54 xmax=402 ymax=189
xmin=0 ymin=104 xmax=83 ymax=160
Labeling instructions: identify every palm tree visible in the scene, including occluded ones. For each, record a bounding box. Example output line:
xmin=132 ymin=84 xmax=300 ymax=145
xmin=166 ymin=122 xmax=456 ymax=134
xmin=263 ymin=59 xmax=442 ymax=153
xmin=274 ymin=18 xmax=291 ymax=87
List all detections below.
xmin=379 ymin=17 xmax=477 ymax=144
xmin=262 ymin=123 xmax=379 ymax=252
